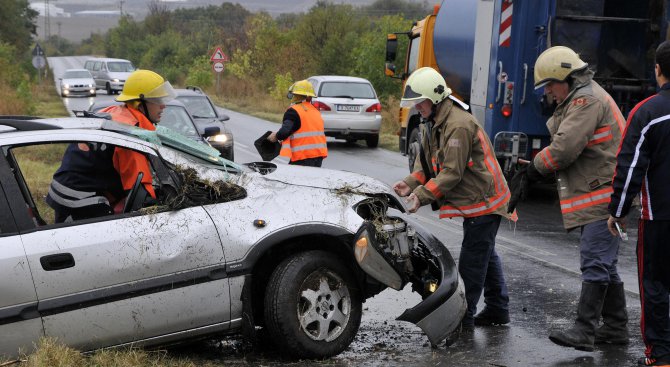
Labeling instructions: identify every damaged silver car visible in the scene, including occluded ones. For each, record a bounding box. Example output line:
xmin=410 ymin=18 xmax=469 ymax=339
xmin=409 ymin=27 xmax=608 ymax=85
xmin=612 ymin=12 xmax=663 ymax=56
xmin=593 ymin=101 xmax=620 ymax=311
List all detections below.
xmin=0 ymin=116 xmax=465 ymax=360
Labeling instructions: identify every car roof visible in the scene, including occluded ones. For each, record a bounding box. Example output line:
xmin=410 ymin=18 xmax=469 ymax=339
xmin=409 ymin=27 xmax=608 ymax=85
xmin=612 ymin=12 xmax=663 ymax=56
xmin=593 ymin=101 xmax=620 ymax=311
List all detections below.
xmin=0 ymin=116 xmax=235 ymax=168
xmin=88 ymin=99 xmax=186 ymax=112
xmin=63 ymin=68 xmax=91 ymax=73
xmin=85 ymin=57 xmax=132 ymax=62
xmin=308 ymin=75 xmax=372 ymax=84
xmin=174 ymin=87 xmax=208 ymax=97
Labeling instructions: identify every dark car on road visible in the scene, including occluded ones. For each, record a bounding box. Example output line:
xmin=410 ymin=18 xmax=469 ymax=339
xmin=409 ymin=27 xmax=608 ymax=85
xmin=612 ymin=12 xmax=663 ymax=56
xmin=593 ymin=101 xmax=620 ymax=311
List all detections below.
xmin=174 ymin=86 xmax=234 ymax=161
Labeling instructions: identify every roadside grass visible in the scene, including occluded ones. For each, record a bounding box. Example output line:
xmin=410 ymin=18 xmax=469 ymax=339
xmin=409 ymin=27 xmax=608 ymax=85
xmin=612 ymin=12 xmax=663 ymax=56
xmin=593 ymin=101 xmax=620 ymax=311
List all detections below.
xmin=5 ymin=337 xmax=218 ymax=367
xmin=32 ymin=81 xmax=69 ymax=117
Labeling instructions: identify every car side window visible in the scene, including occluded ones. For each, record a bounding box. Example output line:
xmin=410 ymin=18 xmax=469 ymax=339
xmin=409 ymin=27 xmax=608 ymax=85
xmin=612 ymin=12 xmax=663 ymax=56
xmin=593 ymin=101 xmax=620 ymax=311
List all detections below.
xmin=8 ymin=141 xmax=159 ymax=227
xmin=93 ymin=61 xmax=101 ymax=71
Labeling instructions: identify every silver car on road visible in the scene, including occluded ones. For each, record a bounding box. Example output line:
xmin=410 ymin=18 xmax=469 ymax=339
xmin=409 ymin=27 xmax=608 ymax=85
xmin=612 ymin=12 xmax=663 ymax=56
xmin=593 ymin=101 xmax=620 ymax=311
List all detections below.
xmin=0 ymin=116 xmax=465 ymax=360
xmin=308 ymin=75 xmax=382 ymax=148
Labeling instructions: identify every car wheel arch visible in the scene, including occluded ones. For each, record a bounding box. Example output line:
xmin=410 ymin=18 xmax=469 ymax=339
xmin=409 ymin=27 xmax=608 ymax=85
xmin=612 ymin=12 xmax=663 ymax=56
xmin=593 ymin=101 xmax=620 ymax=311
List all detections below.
xmin=241 ymin=226 xmax=369 ymax=328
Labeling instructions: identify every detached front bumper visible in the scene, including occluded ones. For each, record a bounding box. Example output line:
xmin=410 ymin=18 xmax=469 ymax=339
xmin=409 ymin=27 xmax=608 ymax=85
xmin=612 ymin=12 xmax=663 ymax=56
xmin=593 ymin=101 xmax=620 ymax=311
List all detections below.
xmin=353 ymin=209 xmax=466 ymax=345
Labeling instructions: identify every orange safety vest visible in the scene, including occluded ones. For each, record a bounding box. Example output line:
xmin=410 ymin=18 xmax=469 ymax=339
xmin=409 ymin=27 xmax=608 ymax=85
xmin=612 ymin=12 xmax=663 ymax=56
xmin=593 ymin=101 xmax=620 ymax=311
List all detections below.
xmin=100 ymin=105 xmax=156 ymax=199
xmin=280 ymin=102 xmax=328 ymax=161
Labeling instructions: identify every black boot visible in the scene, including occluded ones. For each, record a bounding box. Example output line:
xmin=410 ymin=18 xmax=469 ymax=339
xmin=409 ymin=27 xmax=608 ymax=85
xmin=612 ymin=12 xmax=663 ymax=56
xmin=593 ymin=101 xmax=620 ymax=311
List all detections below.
xmin=549 ymin=282 xmax=608 ymax=351
xmin=595 ymin=282 xmax=629 ymax=344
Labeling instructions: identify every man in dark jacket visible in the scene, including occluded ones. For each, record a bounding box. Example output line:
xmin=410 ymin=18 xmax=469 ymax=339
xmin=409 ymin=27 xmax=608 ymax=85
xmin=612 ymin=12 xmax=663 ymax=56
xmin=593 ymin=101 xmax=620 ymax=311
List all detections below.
xmin=608 ymin=40 xmax=670 ymax=367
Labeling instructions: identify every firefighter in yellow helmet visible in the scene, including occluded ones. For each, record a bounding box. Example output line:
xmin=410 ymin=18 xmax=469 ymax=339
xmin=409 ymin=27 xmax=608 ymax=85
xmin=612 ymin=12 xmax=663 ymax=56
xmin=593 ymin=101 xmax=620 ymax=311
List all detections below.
xmin=393 ymin=67 xmax=512 ymax=329
xmin=268 ymin=79 xmax=328 ymax=167
xmin=514 ymin=46 xmax=627 ymax=351
xmin=46 ymin=69 xmax=175 ymax=222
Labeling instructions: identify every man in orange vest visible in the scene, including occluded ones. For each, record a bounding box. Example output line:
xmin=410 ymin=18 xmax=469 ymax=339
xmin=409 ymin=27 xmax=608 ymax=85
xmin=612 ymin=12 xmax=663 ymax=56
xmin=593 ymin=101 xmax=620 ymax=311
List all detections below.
xmin=268 ymin=80 xmax=328 ymax=167
xmin=46 ymin=69 xmax=176 ymax=222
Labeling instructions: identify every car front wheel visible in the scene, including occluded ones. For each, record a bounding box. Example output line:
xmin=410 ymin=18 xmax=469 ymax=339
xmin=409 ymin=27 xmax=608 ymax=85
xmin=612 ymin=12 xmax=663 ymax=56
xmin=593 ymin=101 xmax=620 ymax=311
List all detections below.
xmin=264 ymin=250 xmax=362 ymax=359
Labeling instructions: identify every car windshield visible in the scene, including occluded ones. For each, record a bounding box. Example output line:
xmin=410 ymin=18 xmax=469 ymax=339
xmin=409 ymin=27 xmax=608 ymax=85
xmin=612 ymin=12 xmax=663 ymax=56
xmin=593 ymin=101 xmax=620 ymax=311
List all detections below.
xmin=63 ymin=70 xmax=92 ymax=79
xmin=159 ymin=106 xmax=200 ymax=138
xmin=107 ymin=62 xmax=135 ymax=72
xmin=319 ymin=82 xmax=376 ymax=99
xmin=176 ymin=96 xmax=217 ymax=118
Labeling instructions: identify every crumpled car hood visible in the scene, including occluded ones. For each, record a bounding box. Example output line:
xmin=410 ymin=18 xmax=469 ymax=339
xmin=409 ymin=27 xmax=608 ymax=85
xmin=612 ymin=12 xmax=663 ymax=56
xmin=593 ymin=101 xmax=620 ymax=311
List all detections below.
xmin=257 ymin=164 xmax=390 ymax=194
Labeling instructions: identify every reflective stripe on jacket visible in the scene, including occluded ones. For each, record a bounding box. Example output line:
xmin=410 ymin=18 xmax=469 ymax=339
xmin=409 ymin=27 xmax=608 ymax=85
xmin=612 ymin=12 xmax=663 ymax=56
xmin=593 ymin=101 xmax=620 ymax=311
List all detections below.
xmin=532 ymin=69 xmax=623 ymax=229
xmin=403 ymin=98 xmax=511 ymax=219
xmin=101 ymin=105 xmax=156 ymax=199
xmin=280 ymin=102 xmax=327 ymax=161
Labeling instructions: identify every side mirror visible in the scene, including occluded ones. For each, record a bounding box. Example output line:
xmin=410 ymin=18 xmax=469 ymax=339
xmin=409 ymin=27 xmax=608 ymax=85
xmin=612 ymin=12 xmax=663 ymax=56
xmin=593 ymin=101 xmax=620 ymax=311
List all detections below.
xmin=385 ymin=63 xmax=396 ymax=77
xmin=215 ymin=107 xmax=230 ymax=121
xmin=385 ymin=34 xmax=398 ymax=62
xmin=204 ymin=126 xmax=221 ymax=137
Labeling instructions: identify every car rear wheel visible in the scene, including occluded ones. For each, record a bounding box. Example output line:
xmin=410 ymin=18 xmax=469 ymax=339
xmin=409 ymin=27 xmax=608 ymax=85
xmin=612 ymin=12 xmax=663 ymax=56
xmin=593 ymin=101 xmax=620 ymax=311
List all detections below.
xmin=264 ymin=250 xmax=362 ymax=359
xmin=365 ymin=134 xmax=379 ymax=148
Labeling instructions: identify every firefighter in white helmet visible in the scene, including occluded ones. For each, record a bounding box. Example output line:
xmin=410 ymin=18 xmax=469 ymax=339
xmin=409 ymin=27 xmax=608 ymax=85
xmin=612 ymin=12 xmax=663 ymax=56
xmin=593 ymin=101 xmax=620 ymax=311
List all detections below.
xmin=393 ymin=67 xmax=513 ymax=328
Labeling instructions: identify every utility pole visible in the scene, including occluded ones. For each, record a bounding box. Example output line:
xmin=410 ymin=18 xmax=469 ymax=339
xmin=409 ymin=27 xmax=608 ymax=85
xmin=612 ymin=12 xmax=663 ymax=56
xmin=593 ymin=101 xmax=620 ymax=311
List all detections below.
xmin=119 ymin=0 xmax=125 ymax=15
xmin=43 ymin=0 xmax=51 ymax=39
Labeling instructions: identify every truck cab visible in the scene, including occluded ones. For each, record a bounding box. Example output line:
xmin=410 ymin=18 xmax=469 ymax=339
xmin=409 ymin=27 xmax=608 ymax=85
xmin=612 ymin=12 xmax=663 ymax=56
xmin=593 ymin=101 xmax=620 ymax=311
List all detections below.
xmin=387 ymin=0 xmax=667 ymax=174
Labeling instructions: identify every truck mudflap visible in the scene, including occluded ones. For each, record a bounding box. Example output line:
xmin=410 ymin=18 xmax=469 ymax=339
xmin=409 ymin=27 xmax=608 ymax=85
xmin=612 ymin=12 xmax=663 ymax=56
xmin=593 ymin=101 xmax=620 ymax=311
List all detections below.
xmin=353 ymin=211 xmax=466 ymax=345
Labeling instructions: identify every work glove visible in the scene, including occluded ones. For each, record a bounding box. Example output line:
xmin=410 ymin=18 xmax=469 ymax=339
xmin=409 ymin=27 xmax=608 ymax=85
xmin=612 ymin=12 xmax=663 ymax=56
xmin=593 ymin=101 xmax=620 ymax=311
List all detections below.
xmin=507 ymin=165 xmax=528 ymax=214
xmin=525 ymin=159 xmax=543 ymax=182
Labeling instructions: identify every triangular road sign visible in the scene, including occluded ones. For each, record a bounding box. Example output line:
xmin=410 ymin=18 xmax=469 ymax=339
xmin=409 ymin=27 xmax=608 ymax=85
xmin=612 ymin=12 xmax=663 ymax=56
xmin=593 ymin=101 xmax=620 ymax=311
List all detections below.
xmin=210 ymin=47 xmax=227 ymax=62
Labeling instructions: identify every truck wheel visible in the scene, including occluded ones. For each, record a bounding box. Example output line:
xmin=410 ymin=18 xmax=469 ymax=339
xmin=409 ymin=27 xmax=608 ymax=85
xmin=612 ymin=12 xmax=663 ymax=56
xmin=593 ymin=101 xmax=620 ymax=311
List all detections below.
xmin=264 ymin=250 xmax=362 ymax=359
xmin=407 ymin=128 xmax=420 ymax=172
xmin=106 ymin=83 xmax=113 ymax=95
xmin=366 ymin=134 xmax=379 ymax=148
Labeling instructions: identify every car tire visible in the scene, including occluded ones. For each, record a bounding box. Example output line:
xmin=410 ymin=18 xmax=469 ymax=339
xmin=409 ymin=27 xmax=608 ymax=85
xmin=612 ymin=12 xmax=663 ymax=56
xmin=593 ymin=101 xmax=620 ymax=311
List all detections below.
xmin=407 ymin=127 xmax=421 ymax=172
xmin=106 ymin=83 xmax=113 ymax=95
xmin=264 ymin=250 xmax=362 ymax=359
xmin=365 ymin=134 xmax=379 ymax=148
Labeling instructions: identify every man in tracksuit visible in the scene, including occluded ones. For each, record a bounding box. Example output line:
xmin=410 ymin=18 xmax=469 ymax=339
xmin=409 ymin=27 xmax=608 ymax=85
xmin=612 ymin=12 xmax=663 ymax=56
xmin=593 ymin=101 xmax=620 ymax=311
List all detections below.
xmin=393 ymin=67 xmax=513 ymax=328
xmin=608 ymin=40 xmax=670 ymax=367
xmin=525 ymin=46 xmax=627 ymax=352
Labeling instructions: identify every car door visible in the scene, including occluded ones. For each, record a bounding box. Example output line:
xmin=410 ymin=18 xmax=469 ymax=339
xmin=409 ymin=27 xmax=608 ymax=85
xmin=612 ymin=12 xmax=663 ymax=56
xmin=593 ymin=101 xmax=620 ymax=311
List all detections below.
xmin=0 ymin=156 xmax=43 ymax=359
xmin=4 ymin=136 xmax=232 ymax=352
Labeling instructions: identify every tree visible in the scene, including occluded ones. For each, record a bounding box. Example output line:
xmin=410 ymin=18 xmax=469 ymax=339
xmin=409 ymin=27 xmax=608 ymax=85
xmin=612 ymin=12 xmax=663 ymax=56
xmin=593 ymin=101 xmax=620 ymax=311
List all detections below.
xmin=0 ymin=0 xmax=38 ymax=55
xmin=349 ymin=15 xmax=412 ymax=98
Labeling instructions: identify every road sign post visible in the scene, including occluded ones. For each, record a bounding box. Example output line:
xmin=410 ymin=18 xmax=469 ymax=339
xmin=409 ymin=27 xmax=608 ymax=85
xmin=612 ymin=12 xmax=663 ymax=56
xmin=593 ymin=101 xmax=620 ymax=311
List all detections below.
xmin=32 ymin=43 xmax=46 ymax=83
xmin=210 ymin=47 xmax=228 ymax=96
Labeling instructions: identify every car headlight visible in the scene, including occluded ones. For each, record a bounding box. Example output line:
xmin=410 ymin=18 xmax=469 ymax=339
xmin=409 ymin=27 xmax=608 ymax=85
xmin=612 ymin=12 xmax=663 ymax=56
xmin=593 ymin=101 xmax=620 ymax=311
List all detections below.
xmin=88 ymin=84 xmax=94 ymax=88
xmin=208 ymin=133 xmax=232 ymax=144
xmin=63 ymin=84 xmax=70 ymax=89
xmin=112 ymin=78 xmax=120 ymax=82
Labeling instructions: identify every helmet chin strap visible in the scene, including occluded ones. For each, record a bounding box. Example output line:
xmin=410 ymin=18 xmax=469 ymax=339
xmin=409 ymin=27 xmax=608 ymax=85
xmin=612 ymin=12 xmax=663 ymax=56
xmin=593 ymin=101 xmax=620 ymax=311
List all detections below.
xmin=138 ymin=94 xmax=157 ymax=125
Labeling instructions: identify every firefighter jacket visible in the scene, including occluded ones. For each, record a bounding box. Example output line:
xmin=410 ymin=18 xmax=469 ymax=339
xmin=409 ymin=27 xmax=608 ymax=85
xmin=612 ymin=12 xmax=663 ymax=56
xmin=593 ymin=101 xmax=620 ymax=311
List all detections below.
xmin=609 ymin=82 xmax=670 ymax=220
xmin=46 ymin=141 xmax=124 ymax=215
xmin=101 ymin=105 xmax=157 ymax=199
xmin=279 ymin=101 xmax=328 ymax=162
xmin=403 ymin=98 xmax=511 ymax=219
xmin=532 ymin=69 xmax=624 ymax=230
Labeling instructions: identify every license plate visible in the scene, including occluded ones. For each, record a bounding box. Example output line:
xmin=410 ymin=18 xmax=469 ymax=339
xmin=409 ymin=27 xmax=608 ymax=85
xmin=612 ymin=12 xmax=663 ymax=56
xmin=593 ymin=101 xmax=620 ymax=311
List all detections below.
xmin=336 ymin=105 xmax=360 ymax=112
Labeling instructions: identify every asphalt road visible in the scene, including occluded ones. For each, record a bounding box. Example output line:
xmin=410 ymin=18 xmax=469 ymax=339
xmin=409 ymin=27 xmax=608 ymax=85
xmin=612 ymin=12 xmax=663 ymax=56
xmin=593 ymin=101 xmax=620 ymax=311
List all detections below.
xmin=48 ymin=56 xmax=647 ymax=366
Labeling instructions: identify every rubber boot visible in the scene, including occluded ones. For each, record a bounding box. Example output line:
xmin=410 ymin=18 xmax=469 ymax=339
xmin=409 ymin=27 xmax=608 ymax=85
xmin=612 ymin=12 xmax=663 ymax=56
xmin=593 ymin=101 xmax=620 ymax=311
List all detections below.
xmin=549 ymin=282 xmax=608 ymax=351
xmin=595 ymin=282 xmax=629 ymax=344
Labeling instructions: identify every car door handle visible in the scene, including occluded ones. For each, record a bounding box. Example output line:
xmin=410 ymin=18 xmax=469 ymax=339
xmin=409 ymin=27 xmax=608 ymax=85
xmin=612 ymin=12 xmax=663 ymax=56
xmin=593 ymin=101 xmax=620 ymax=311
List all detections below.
xmin=40 ymin=253 xmax=75 ymax=271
